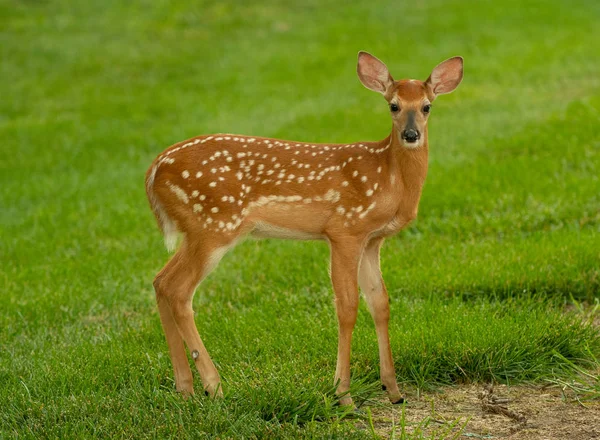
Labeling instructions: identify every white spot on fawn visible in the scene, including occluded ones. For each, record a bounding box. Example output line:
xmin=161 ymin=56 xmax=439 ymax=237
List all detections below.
xmin=359 ymin=202 xmax=377 ymax=219
xmin=168 ymin=183 xmax=189 ymax=204
xmin=324 ymin=189 xmax=341 ymax=203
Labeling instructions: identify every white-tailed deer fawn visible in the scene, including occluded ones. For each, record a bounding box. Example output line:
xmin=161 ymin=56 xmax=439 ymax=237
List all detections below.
xmin=146 ymin=52 xmax=463 ymax=406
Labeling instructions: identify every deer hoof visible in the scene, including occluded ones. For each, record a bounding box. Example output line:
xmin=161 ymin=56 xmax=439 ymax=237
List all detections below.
xmin=391 ymin=396 xmax=406 ymax=404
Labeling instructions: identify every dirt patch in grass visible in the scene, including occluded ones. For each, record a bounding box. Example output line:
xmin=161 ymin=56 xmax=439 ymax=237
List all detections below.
xmin=362 ymin=384 xmax=600 ymax=439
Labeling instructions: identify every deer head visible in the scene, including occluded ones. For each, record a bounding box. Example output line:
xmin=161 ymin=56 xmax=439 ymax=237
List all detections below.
xmin=357 ymin=51 xmax=463 ymax=149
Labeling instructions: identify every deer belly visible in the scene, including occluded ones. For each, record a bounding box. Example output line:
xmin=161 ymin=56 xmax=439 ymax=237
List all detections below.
xmin=250 ymin=222 xmax=323 ymax=240
xmin=247 ymin=203 xmax=329 ymax=240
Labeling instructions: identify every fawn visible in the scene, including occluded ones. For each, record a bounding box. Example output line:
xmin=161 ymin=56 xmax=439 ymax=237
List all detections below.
xmin=146 ymin=51 xmax=463 ymax=406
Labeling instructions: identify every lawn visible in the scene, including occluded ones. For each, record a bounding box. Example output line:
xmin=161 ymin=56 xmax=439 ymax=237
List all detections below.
xmin=1 ymin=0 xmax=599 ymax=438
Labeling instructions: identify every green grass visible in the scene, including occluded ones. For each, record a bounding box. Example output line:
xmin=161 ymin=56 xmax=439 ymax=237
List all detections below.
xmin=1 ymin=0 xmax=599 ymax=438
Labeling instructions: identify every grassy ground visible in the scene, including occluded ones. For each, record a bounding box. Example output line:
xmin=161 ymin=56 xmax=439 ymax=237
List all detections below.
xmin=1 ymin=0 xmax=599 ymax=438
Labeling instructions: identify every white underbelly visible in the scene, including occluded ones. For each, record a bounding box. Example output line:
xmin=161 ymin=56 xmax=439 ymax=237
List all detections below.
xmin=250 ymin=221 xmax=324 ymax=241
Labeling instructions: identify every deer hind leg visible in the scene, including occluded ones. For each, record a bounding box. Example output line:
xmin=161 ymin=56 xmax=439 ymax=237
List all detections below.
xmin=155 ymin=286 xmax=194 ymax=395
xmin=329 ymin=237 xmax=366 ymax=407
xmin=358 ymin=237 xmax=404 ymax=404
xmin=153 ymin=235 xmax=234 ymax=397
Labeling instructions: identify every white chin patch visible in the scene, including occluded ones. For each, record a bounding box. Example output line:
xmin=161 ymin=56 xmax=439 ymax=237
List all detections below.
xmin=401 ymin=139 xmax=422 ymax=149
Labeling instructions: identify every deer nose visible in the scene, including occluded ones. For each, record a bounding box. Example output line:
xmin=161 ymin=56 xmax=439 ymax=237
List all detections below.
xmin=401 ymin=129 xmax=420 ymax=143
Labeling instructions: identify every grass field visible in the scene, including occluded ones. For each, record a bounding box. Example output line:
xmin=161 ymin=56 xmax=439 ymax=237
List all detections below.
xmin=1 ymin=0 xmax=599 ymax=438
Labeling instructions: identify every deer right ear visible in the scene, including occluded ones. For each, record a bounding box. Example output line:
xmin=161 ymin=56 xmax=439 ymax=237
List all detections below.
xmin=357 ymin=51 xmax=394 ymax=95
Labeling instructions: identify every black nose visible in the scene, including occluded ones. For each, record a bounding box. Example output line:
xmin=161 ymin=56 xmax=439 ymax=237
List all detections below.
xmin=401 ymin=129 xmax=420 ymax=143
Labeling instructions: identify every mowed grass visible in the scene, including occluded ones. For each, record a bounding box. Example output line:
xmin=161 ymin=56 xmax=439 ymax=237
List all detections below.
xmin=1 ymin=0 xmax=599 ymax=438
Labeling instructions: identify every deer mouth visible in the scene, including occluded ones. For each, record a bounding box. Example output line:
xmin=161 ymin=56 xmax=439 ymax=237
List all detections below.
xmin=400 ymin=135 xmax=423 ymax=149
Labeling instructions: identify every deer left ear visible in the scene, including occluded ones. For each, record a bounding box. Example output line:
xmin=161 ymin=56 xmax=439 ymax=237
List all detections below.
xmin=425 ymin=56 xmax=463 ymax=96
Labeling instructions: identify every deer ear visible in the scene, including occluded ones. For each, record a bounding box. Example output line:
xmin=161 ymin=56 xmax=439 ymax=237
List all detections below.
xmin=425 ymin=56 xmax=463 ymax=96
xmin=357 ymin=51 xmax=394 ymax=95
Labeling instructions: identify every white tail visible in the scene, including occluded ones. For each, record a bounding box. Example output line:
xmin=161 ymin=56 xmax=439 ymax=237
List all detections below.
xmin=146 ymin=51 xmax=463 ymax=406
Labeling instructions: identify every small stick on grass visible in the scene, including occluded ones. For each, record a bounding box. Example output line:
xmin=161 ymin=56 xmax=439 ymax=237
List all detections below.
xmin=479 ymin=383 xmax=527 ymax=424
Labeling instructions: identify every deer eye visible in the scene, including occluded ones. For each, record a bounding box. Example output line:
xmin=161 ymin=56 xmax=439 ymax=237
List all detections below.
xmin=423 ymin=104 xmax=431 ymax=114
xmin=390 ymin=103 xmax=399 ymax=112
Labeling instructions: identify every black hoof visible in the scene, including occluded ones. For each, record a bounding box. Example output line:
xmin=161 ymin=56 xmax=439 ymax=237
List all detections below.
xmin=392 ymin=397 xmax=406 ymax=405
xmin=204 ymin=390 xmax=210 ymax=397
xmin=382 ymin=385 xmax=387 ymax=391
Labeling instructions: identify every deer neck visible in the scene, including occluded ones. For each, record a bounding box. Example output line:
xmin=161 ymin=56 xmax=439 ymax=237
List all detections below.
xmin=385 ymin=127 xmax=429 ymax=216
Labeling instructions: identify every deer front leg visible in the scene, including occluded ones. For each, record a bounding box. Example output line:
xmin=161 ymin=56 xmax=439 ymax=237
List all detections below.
xmin=329 ymin=237 xmax=364 ymax=407
xmin=358 ymin=237 xmax=404 ymax=404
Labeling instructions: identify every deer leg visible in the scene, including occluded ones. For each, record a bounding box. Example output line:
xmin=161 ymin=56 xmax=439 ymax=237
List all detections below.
xmin=153 ymin=237 xmax=232 ymax=397
xmin=329 ymin=237 xmax=365 ymax=407
xmin=155 ymin=281 xmax=194 ymax=395
xmin=358 ymin=237 xmax=403 ymax=404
